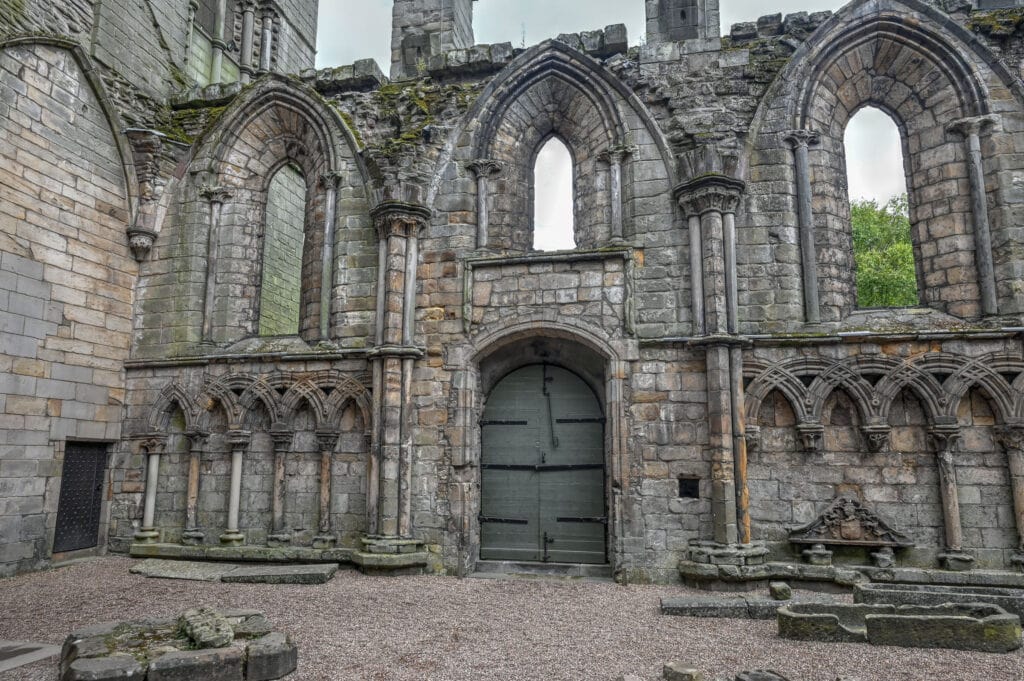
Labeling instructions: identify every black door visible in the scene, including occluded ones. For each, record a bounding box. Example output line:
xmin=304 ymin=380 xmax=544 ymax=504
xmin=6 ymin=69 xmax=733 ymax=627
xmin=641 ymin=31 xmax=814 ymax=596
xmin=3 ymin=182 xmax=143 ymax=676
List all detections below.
xmin=53 ymin=443 xmax=108 ymax=553
xmin=480 ymin=364 xmax=606 ymax=564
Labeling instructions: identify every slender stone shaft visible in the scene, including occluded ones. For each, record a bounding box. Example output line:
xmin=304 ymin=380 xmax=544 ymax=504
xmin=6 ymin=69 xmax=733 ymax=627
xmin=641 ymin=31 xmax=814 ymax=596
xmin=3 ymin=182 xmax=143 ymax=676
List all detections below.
xmin=688 ymin=215 xmax=704 ymax=335
xmin=209 ymin=0 xmax=228 ymax=84
xmin=315 ymin=431 xmax=338 ymax=540
xmin=930 ymin=427 xmax=964 ymax=553
xmin=948 ymin=117 xmax=999 ymax=316
xmin=467 ymin=160 xmax=503 ymax=250
xmin=239 ymin=1 xmax=257 ymax=83
xmin=320 ymin=172 xmax=343 ymax=340
xmin=183 ymin=431 xmax=207 ymax=544
xmin=260 ymin=15 xmax=274 ymax=72
xmin=269 ymin=428 xmax=292 ymax=543
xmin=135 ymin=437 xmax=165 ymax=544
xmin=601 ymin=145 xmax=634 ymax=244
xmin=996 ymin=427 xmax=1024 ymax=553
xmin=199 ymin=186 xmax=231 ymax=344
xmin=784 ymin=131 xmax=821 ymax=324
xmin=221 ymin=431 xmax=250 ymax=546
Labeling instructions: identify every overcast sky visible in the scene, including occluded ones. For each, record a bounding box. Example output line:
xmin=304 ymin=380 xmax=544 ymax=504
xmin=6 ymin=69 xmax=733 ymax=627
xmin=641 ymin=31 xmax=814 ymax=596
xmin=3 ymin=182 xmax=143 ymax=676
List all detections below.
xmin=316 ymin=1 xmax=905 ymax=244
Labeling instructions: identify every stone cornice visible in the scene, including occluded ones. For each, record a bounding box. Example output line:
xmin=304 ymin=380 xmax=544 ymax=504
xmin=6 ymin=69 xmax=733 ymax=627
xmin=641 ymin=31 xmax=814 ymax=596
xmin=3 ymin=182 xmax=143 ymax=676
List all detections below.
xmin=673 ymin=174 xmax=746 ymax=218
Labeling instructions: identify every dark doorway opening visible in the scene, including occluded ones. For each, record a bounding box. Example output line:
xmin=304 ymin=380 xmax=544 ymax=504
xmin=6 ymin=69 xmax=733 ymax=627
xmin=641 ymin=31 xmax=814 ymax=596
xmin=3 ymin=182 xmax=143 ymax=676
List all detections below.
xmin=53 ymin=442 xmax=108 ymax=553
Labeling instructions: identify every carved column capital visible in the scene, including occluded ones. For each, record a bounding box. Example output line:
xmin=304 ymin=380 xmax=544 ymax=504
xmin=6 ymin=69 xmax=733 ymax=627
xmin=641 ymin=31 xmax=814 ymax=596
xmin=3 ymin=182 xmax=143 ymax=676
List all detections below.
xmin=928 ymin=425 xmax=962 ymax=455
xmin=466 ymin=159 xmax=505 ymax=179
xmin=226 ymin=429 xmax=251 ymax=449
xmin=199 ymin=185 xmax=233 ymax=205
xmin=743 ymin=425 xmax=761 ymax=453
xmin=135 ymin=435 xmax=167 ymax=456
xmin=997 ymin=425 xmax=1024 ymax=454
xmin=319 ymin=170 xmax=346 ymax=190
xmin=946 ymin=115 xmax=999 ymax=138
xmin=600 ymin=144 xmax=638 ymax=166
xmin=269 ymin=424 xmax=294 ymax=449
xmin=783 ymin=129 xmax=821 ymax=150
xmin=796 ymin=421 xmax=824 ymax=454
xmin=316 ymin=429 xmax=340 ymax=453
xmin=861 ymin=424 xmax=892 ymax=453
xmin=371 ymin=201 xmax=432 ymax=240
xmin=673 ymin=175 xmax=746 ymax=218
xmin=184 ymin=430 xmax=210 ymax=450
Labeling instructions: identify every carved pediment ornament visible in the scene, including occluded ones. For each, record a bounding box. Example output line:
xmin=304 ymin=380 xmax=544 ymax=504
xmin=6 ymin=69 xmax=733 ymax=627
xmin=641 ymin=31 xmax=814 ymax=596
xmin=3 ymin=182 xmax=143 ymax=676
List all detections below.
xmin=789 ymin=494 xmax=914 ymax=548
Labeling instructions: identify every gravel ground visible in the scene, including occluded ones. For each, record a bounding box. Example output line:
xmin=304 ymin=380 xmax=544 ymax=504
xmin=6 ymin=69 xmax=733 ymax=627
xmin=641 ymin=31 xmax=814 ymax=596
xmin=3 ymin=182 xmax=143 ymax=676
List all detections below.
xmin=0 ymin=557 xmax=1021 ymax=681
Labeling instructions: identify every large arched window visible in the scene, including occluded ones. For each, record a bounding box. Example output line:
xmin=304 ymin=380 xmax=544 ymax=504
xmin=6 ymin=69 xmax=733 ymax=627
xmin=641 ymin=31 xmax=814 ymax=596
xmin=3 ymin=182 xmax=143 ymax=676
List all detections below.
xmin=844 ymin=107 xmax=920 ymax=309
xmin=533 ymin=137 xmax=575 ymax=251
xmin=259 ymin=164 xmax=307 ymax=336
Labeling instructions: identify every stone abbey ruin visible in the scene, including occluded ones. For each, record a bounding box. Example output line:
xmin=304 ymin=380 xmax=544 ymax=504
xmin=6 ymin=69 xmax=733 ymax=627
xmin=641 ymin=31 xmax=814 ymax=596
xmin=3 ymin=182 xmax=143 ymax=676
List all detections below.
xmin=8 ymin=0 xmax=1024 ymax=586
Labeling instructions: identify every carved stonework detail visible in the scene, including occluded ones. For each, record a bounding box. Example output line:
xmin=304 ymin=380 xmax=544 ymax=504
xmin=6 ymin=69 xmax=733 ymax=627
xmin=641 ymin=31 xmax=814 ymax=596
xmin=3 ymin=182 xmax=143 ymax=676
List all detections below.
xmin=674 ymin=175 xmax=745 ymax=217
xmin=861 ymin=424 xmax=891 ymax=453
xmin=997 ymin=425 xmax=1024 ymax=454
xmin=789 ymin=494 xmax=915 ymax=548
xmin=371 ymin=201 xmax=432 ymax=240
xmin=466 ymin=159 xmax=505 ymax=179
xmin=796 ymin=422 xmax=824 ymax=454
xmin=135 ymin=436 xmax=166 ymax=456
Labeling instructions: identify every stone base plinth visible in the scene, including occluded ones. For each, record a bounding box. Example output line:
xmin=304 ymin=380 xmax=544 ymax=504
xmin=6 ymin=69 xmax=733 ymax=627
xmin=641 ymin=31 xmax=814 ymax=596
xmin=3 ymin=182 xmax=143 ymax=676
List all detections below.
xmin=312 ymin=535 xmax=337 ymax=550
xmin=266 ymin=534 xmax=292 ymax=548
xmin=939 ymin=552 xmax=975 ymax=572
xmin=352 ymin=536 xmax=430 ymax=576
xmin=133 ymin=528 xmax=160 ymax=544
xmin=220 ymin=531 xmax=245 ymax=547
xmin=688 ymin=542 xmax=768 ymax=566
xmin=181 ymin=530 xmax=205 ymax=547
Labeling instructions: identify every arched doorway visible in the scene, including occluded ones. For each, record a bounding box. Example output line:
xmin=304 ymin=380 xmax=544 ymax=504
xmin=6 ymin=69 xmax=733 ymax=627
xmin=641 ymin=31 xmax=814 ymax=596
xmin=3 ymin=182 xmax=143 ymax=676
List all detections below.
xmin=480 ymin=364 xmax=606 ymax=564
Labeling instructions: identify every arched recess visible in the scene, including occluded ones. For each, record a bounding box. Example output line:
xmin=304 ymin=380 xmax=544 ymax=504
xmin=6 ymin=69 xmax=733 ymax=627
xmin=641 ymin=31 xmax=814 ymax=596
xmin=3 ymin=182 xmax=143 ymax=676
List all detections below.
xmin=445 ymin=41 xmax=678 ymax=253
xmin=445 ymin=319 xmax=632 ymax=574
xmin=184 ymin=77 xmax=373 ymax=346
xmin=798 ymin=14 xmax=986 ymax=320
xmin=744 ymin=0 xmax=1024 ymax=326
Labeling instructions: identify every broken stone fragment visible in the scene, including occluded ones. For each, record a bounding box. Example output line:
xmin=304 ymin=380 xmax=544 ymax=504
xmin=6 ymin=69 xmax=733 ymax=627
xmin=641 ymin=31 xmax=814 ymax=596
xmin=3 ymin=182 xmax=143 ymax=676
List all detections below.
xmin=179 ymin=607 xmax=234 ymax=648
xmin=245 ymin=631 xmax=299 ymax=681
xmin=663 ymin=661 xmax=704 ymax=680
xmin=64 ymin=655 xmax=145 ymax=681
xmin=769 ymin=581 xmax=792 ymax=601
xmin=735 ymin=672 xmax=791 ymax=681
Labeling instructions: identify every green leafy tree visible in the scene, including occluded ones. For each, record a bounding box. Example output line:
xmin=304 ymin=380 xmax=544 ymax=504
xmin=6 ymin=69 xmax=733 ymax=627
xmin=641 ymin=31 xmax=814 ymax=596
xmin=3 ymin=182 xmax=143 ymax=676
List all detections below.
xmin=851 ymin=195 xmax=919 ymax=308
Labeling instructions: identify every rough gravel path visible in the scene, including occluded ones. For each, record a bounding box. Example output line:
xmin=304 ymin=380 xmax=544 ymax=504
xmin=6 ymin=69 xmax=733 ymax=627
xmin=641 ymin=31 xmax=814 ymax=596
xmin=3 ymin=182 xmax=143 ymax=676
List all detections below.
xmin=0 ymin=557 xmax=1021 ymax=681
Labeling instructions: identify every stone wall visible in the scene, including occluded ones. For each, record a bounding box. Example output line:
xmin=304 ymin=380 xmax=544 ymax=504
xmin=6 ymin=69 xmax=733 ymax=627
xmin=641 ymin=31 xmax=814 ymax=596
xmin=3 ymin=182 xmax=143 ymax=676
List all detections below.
xmin=0 ymin=43 xmax=133 ymax=576
xmin=259 ymin=165 xmax=307 ymax=337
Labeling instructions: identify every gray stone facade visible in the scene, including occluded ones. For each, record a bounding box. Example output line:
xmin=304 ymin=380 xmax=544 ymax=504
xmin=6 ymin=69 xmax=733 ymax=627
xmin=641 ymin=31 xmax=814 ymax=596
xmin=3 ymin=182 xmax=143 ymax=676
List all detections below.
xmin=7 ymin=0 xmax=1024 ymax=583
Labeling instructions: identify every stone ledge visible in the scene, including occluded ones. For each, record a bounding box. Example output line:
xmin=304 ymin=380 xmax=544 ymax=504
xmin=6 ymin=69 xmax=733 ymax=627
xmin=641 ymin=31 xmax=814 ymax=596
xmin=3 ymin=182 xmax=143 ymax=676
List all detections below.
xmin=129 ymin=543 xmax=355 ymax=564
xmin=351 ymin=550 xmax=430 ymax=575
xmin=304 ymin=58 xmax=386 ymax=94
xmin=221 ymin=564 xmax=339 ymax=585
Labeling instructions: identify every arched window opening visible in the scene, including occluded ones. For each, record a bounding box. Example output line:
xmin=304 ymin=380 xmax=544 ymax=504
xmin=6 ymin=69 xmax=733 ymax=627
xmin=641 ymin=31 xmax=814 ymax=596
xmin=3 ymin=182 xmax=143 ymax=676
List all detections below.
xmin=533 ymin=138 xmax=575 ymax=251
xmin=844 ymin=107 xmax=920 ymax=309
xmin=259 ymin=164 xmax=307 ymax=336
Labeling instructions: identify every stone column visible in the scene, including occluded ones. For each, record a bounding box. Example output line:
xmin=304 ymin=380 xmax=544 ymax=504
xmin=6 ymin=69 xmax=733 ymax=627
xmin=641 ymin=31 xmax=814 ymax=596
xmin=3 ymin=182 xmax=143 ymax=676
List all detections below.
xmin=314 ymin=430 xmax=339 ymax=549
xmin=221 ymin=430 xmax=250 ymax=546
xmin=947 ymin=116 xmax=999 ymax=316
xmin=319 ymin=171 xmax=344 ymax=340
xmin=259 ymin=11 xmax=274 ymax=73
xmin=184 ymin=0 xmax=199 ymax=68
xmin=466 ymin=160 xmax=503 ymax=250
xmin=368 ymin=202 xmax=430 ymax=541
xmin=182 ymin=430 xmax=209 ymax=546
xmin=601 ymin=144 xmax=637 ymax=244
xmin=675 ymin=175 xmax=748 ymax=548
xmin=929 ymin=424 xmax=973 ymax=571
xmin=996 ymin=425 xmax=1024 ymax=568
xmin=209 ymin=0 xmax=228 ymax=85
xmin=199 ymin=186 xmax=232 ymax=345
xmin=134 ymin=436 xmax=166 ymax=544
xmin=784 ymin=130 xmax=821 ymax=324
xmin=239 ymin=0 xmax=257 ymax=84
xmin=267 ymin=425 xmax=293 ymax=547
xmin=688 ymin=214 xmax=705 ymax=335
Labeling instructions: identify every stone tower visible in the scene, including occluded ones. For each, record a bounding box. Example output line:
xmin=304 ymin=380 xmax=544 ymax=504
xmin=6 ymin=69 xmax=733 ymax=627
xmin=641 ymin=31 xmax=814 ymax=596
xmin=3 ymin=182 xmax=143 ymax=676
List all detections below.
xmin=645 ymin=0 xmax=720 ymax=43
xmin=391 ymin=0 xmax=475 ymax=79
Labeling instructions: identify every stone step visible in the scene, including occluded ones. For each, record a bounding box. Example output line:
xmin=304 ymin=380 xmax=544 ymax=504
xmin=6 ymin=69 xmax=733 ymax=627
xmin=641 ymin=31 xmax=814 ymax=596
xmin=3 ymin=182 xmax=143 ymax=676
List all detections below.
xmin=220 ymin=563 xmax=340 ymax=584
xmin=473 ymin=560 xmax=614 ymax=581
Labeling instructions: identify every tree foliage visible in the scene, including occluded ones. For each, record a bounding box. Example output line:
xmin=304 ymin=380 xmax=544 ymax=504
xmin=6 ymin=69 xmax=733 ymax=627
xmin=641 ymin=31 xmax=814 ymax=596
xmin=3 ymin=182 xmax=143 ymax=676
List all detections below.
xmin=851 ymin=195 xmax=919 ymax=309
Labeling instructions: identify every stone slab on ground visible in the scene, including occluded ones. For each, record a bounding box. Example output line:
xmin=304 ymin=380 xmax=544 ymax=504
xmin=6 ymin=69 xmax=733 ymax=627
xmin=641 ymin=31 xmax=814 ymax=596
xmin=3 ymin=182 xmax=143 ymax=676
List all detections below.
xmin=220 ymin=563 xmax=339 ymax=585
xmin=130 ymin=559 xmax=240 ymax=582
xmin=0 ymin=641 xmax=59 ymax=673
xmin=661 ymin=593 xmax=837 ymax=620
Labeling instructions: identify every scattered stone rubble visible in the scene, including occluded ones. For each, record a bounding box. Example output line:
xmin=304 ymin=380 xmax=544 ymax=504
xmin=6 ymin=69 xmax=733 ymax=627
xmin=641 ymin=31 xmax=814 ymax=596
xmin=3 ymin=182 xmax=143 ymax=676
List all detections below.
xmin=59 ymin=608 xmax=297 ymax=681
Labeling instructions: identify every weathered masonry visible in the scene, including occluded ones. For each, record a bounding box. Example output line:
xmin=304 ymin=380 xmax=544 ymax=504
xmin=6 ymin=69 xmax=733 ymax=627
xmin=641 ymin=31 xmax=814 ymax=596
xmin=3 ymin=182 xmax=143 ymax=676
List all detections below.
xmin=8 ymin=0 xmax=1024 ymax=585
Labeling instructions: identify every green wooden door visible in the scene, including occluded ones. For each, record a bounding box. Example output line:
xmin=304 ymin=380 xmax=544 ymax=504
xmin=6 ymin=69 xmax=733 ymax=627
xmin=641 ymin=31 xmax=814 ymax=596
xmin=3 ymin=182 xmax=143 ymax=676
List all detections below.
xmin=480 ymin=364 xmax=606 ymax=564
